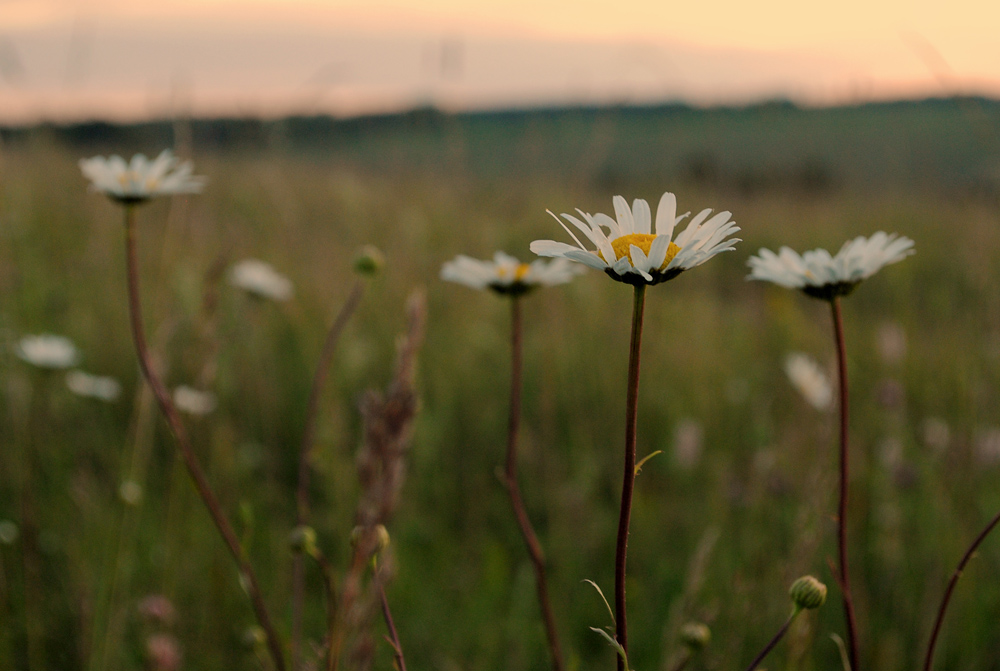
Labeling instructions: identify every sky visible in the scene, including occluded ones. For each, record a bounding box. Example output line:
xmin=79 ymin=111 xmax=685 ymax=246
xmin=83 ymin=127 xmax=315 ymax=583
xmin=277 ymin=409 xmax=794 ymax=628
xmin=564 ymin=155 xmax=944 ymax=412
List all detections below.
xmin=0 ymin=0 xmax=998 ymax=123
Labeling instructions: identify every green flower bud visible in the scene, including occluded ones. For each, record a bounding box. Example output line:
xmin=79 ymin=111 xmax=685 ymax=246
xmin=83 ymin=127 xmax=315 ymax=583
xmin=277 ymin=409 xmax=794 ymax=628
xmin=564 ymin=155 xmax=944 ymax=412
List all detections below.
xmin=242 ymin=626 xmax=266 ymax=648
xmin=789 ymin=575 xmax=827 ymax=610
xmin=353 ymin=245 xmax=385 ymax=277
xmin=288 ymin=525 xmax=318 ymax=555
xmin=679 ymin=622 xmax=711 ymax=651
xmin=350 ymin=524 xmax=390 ymax=555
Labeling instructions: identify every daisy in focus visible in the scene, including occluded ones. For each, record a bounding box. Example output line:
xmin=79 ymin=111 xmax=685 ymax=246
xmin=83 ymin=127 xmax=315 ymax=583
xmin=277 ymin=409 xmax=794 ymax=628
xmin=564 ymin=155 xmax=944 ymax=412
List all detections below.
xmin=16 ymin=334 xmax=79 ymax=370
xmin=784 ymin=352 xmax=832 ymax=411
xmin=229 ymin=259 xmax=295 ymax=302
xmin=747 ymin=232 xmax=914 ymax=299
xmin=441 ymin=251 xmax=582 ymax=296
xmin=79 ymin=150 xmax=205 ymax=204
xmin=530 ymin=192 xmax=740 ymax=286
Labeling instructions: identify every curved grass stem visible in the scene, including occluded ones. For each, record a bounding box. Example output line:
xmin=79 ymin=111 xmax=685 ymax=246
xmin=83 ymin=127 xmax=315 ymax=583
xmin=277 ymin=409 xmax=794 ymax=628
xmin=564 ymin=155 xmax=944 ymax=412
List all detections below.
xmin=503 ymin=296 xmax=565 ymax=671
xmin=123 ymin=206 xmax=285 ymax=671
xmin=615 ymin=284 xmax=646 ymax=671
xmin=742 ymin=612 xmax=796 ymax=671
xmin=292 ymin=280 xmax=365 ymax=669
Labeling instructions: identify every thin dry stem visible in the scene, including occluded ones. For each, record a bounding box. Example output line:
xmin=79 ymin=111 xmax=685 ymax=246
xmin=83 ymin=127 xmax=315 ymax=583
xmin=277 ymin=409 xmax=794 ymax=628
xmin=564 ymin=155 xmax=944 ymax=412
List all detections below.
xmin=292 ymin=280 xmax=365 ymax=669
xmin=123 ymin=206 xmax=285 ymax=671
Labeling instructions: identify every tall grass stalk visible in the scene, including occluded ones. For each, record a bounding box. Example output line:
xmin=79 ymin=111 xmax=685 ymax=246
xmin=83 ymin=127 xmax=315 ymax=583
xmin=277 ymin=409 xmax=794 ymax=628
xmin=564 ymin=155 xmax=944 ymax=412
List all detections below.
xmin=122 ymin=205 xmax=286 ymax=671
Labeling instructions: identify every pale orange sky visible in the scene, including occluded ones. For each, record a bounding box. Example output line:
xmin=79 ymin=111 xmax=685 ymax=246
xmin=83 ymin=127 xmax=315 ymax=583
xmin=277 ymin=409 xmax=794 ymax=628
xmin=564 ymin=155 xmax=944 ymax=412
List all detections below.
xmin=0 ymin=0 xmax=997 ymax=122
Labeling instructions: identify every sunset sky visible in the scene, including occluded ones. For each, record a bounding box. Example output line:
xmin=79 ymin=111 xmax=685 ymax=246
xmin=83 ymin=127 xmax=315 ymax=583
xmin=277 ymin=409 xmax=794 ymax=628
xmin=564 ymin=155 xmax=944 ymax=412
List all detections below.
xmin=0 ymin=0 xmax=997 ymax=123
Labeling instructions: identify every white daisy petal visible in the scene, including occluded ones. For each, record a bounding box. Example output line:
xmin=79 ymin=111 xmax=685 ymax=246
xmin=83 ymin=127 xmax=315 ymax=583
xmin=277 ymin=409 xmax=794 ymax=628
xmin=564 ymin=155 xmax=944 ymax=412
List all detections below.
xmin=632 ymin=199 xmax=651 ymax=235
xmin=655 ymin=192 xmax=677 ymax=238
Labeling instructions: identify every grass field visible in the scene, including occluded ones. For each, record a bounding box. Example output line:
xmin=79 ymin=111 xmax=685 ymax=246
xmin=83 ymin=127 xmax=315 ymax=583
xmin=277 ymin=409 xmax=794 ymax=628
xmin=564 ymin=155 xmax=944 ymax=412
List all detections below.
xmin=2 ymin=98 xmax=1000 ymax=671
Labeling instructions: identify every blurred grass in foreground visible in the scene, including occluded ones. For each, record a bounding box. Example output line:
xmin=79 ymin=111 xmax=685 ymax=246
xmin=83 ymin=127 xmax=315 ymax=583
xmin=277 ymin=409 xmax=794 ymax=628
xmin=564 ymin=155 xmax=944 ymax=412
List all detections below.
xmin=1 ymin=99 xmax=1000 ymax=671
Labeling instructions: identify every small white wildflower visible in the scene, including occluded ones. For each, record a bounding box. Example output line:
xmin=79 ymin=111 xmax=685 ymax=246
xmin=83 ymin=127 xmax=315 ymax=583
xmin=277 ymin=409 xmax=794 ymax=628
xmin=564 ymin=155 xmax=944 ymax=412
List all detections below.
xmin=119 ymin=480 xmax=144 ymax=506
xmin=0 ymin=520 xmax=18 ymax=545
xmin=79 ymin=150 xmax=204 ymax=204
xmin=16 ymin=334 xmax=79 ymax=369
xmin=784 ymin=352 xmax=833 ymax=411
xmin=673 ymin=419 xmax=704 ymax=470
xmin=441 ymin=251 xmax=583 ymax=295
xmin=66 ymin=370 xmax=122 ymax=402
xmin=228 ymin=259 xmax=294 ymax=302
xmin=173 ymin=386 xmax=217 ymax=416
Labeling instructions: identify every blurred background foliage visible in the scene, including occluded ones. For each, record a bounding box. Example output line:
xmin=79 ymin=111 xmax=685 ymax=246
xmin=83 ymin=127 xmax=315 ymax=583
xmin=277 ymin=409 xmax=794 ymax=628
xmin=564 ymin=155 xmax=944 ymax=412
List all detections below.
xmin=1 ymin=97 xmax=1000 ymax=671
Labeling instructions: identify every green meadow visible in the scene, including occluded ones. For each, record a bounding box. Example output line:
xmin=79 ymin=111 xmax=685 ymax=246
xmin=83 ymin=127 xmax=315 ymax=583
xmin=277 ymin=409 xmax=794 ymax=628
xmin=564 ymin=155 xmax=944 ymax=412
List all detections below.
xmin=2 ymin=98 xmax=1000 ymax=671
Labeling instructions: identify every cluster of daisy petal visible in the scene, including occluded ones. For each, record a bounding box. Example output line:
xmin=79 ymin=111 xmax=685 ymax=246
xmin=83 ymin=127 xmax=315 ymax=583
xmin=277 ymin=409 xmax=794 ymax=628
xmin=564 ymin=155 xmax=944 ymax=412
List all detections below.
xmin=747 ymin=232 xmax=914 ymax=299
xmin=440 ymin=251 xmax=582 ymax=295
xmin=79 ymin=150 xmax=205 ymax=204
xmin=531 ymin=192 xmax=741 ymax=286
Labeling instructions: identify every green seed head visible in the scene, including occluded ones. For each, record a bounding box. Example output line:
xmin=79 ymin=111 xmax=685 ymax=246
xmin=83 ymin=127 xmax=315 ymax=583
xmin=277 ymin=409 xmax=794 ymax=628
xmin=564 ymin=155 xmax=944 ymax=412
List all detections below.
xmin=679 ymin=622 xmax=711 ymax=651
xmin=288 ymin=525 xmax=318 ymax=555
xmin=353 ymin=245 xmax=385 ymax=277
xmin=789 ymin=575 xmax=827 ymax=610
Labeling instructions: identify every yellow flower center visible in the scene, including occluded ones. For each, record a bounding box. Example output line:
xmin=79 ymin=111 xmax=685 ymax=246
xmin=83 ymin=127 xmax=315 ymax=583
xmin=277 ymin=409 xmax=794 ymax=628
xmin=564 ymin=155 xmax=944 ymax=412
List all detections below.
xmin=498 ymin=264 xmax=531 ymax=281
xmin=598 ymin=233 xmax=681 ymax=270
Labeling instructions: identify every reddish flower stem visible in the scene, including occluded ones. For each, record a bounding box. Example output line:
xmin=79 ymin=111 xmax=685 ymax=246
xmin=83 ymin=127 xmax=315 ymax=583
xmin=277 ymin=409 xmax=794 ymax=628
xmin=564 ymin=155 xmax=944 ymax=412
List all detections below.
xmin=830 ymin=297 xmax=859 ymax=671
xmin=123 ymin=207 xmax=285 ymax=671
xmin=292 ymin=280 xmax=365 ymax=669
xmin=615 ymin=283 xmax=646 ymax=670
xmin=503 ymin=296 xmax=565 ymax=671
xmin=742 ymin=613 xmax=795 ymax=671
xmin=923 ymin=508 xmax=1000 ymax=671
xmin=376 ymin=567 xmax=408 ymax=671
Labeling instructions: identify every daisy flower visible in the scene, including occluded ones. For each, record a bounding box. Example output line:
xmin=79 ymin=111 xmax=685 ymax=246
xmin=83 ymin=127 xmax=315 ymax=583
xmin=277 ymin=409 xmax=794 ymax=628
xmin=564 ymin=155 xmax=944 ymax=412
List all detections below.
xmin=440 ymin=251 xmax=582 ymax=295
xmin=229 ymin=259 xmax=294 ymax=302
xmin=66 ymin=370 xmax=122 ymax=402
xmin=747 ymin=232 xmax=914 ymax=299
xmin=173 ymin=386 xmax=217 ymax=416
xmin=16 ymin=334 xmax=79 ymax=369
xmin=783 ymin=352 xmax=832 ymax=411
xmin=530 ymin=192 xmax=741 ymax=286
xmin=79 ymin=150 xmax=205 ymax=204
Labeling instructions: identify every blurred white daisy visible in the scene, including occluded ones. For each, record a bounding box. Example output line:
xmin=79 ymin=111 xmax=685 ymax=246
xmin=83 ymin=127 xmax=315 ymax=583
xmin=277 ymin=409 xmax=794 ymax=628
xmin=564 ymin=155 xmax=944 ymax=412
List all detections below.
xmin=229 ymin=259 xmax=294 ymax=302
xmin=173 ymin=386 xmax=217 ymax=416
xmin=440 ymin=251 xmax=582 ymax=295
xmin=530 ymin=192 xmax=740 ymax=286
xmin=747 ymin=232 xmax=914 ymax=299
xmin=784 ymin=352 xmax=833 ymax=411
xmin=66 ymin=370 xmax=122 ymax=402
xmin=79 ymin=150 xmax=205 ymax=204
xmin=16 ymin=334 xmax=78 ymax=369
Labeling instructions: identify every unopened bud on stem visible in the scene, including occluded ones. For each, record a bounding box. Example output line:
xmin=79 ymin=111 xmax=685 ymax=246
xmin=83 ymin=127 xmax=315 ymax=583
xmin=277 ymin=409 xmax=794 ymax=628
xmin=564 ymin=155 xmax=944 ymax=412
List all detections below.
xmin=679 ymin=622 xmax=711 ymax=651
xmin=353 ymin=245 xmax=385 ymax=277
xmin=789 ymin=575 xmax=827 ymax=612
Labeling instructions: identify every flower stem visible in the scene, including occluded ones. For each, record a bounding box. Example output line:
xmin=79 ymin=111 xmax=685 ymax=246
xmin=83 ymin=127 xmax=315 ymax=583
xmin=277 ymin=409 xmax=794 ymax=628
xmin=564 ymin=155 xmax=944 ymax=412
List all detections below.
xmin=503 ymin=296 xmax=565 ymax=671
xmin=615 ymin=283 xmax=646 ymax=670
xmin=923 ymin=508 xmax=1000 ymax=671
xmin=376 ymin=564 xmax=408 ymax=671
xmin=122 ymin=206 xmax=286 ymax=671
xmin=292 ymin=280 xmax=365 ymax=669
xmin=742 ymin=612 xmax=796 ymax=671
xmin=830 ymin=297 xmax=859 ymax=671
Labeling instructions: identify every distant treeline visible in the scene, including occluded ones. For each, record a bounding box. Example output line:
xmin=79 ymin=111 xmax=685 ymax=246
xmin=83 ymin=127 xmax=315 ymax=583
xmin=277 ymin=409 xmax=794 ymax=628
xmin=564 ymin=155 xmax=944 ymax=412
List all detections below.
xmin=4 ymin=97 xmax=1000 ymax=195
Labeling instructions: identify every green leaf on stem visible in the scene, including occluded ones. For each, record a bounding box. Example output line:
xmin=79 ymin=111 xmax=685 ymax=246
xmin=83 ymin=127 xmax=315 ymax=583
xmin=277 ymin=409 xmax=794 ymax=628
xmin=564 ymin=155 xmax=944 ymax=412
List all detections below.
xmin=635 ymin=450 xmax=663 ymax=475
xmin=582 ymin=579 xmax=615 ymax=624
xmin=589 ymin=627 xmax=630 ymax=670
